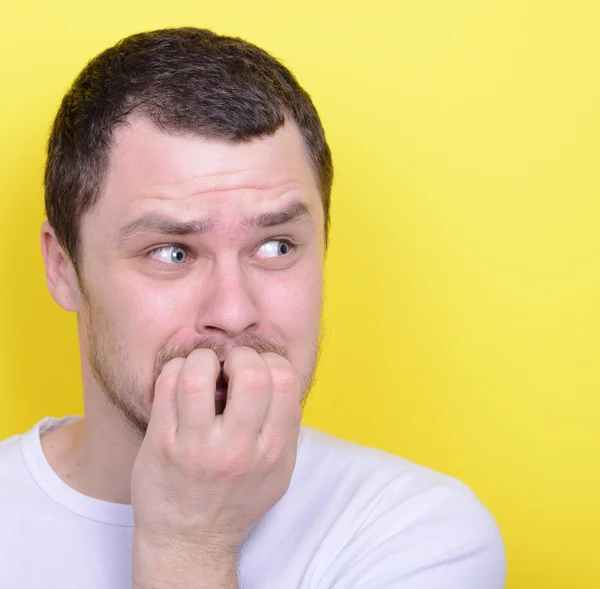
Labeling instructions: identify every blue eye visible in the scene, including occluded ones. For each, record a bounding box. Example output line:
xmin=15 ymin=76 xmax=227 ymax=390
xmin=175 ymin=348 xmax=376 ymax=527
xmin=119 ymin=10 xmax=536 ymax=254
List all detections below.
xmin=257 ymin=239 xmax=294 ymax=259
xmin=150 ymin=245 xmax=189 ymax=264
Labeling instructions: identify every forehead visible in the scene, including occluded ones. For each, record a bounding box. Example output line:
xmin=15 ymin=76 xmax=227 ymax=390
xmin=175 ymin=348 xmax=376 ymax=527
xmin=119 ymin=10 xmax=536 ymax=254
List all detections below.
xmin=93 ymin=117 xmax=322 ymax=226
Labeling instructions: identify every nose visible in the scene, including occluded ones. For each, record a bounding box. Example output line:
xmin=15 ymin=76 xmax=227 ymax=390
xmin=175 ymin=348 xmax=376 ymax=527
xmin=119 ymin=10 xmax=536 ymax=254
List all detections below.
xmin=196 ymin=259 xmax=260 ymax=338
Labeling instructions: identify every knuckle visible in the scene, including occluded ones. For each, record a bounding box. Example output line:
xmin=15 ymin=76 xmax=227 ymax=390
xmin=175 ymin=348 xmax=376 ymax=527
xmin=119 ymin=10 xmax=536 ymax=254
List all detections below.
xmin=220 ymin=446 xmax=252 ymax=478
xmin=237 ymin=367 xmax=270 ymax=392
xmin=263 ymin=444 xmax=284 ymax=468
xmin=272 ymin=368 xmax=298 ymax=394
xmin=175 ymin=444 xmax=204 ymax=474
xmin=150 ymin=435 xmax=173 ymax=464
xmin=179 ymin=372 xmax=214 ymax=392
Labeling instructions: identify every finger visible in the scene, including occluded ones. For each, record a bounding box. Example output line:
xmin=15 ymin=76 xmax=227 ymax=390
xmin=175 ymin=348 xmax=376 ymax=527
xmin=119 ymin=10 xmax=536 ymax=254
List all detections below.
xmin=258 ymin=353 xmax=303 ymax=450
xmin=176 ymin=348 xmax=220 ymax=441
xmin=221 ymin=346 xmax=271 ymax=441
xmin=146 ymin=357 xmax=186 ymax=442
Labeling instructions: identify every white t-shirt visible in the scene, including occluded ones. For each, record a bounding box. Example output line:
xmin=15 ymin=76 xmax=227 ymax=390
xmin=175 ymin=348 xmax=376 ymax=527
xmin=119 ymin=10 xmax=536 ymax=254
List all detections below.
xmin=0 ymin=416 xmax=505 ymax=588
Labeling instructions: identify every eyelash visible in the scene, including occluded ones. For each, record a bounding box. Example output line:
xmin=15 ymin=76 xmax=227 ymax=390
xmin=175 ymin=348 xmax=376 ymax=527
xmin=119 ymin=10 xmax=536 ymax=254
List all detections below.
xmin=145 ymin=238 xmax=297 ymax=265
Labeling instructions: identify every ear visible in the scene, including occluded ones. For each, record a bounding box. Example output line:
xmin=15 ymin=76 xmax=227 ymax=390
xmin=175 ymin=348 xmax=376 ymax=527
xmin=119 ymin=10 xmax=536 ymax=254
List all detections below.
xmin=40 ymin=220 xmax=83 ymax=312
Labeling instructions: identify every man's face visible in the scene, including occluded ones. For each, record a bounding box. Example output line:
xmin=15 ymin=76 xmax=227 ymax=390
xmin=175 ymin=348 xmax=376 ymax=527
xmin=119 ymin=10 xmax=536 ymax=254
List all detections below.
xmin=75 ymin=117 xmax=325 ymax=437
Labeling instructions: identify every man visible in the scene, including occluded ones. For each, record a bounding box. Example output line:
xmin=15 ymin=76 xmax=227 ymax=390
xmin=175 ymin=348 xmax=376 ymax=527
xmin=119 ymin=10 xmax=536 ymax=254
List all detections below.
xmin=0 ymin=27 xmax=505 ymax=588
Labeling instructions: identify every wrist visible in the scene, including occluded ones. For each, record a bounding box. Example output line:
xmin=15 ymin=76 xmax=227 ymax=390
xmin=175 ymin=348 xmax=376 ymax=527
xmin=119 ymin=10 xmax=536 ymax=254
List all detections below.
xmin=132 ymin=531 xmax=239 ymax=589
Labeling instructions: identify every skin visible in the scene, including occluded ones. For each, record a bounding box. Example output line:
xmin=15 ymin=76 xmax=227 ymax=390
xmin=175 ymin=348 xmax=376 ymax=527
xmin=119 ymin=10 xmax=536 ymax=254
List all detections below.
xmin=39 ymin=117 xmax=326 ymax=587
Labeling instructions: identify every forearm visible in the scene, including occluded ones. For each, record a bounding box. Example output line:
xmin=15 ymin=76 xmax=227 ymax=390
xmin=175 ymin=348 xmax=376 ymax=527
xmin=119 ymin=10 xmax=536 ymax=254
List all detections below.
xmin=132 ymin=534 xmax=239 ymax=589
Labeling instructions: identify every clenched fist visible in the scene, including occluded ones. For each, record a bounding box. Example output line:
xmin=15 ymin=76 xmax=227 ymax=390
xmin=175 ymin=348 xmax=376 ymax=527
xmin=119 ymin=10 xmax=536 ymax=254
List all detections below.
xmin=130 ymin=346 xmax=304 ymax=588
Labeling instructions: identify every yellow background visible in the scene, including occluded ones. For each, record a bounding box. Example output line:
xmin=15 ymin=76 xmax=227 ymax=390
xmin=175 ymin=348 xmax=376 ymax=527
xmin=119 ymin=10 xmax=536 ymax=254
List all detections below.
xmin=1 ymin=1 xmax=598 ymax=587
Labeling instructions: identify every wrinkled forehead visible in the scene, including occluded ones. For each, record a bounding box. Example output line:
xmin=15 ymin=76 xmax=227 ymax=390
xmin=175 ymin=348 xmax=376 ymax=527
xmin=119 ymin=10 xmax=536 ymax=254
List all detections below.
xmin=94 ymin=117 xmax=322 ymax=220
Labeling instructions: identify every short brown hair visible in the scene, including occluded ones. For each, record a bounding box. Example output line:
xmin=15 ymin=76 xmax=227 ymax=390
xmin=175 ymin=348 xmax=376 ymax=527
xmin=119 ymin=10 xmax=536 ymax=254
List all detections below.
xmin=44 ymin=27 xmax=333 ymax=277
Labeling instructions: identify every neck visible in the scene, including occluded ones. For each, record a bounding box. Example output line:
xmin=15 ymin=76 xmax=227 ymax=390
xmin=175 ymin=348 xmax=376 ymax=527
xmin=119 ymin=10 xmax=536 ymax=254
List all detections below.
xmin=41 ymin=394 xmax=142 ymax=505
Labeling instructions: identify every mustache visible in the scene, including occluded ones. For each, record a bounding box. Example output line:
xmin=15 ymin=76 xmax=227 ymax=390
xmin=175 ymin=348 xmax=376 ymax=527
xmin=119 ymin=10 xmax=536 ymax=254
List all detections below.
xmin=152 ymin=333 xmax=289 ymax=384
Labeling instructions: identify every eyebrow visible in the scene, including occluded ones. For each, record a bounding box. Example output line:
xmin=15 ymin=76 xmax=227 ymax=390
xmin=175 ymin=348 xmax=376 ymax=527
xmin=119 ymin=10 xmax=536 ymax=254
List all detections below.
xmin=115 ymin=200 xmax=311 ymax=247
xmin=243 ymin=200 xmax=311 ymax=230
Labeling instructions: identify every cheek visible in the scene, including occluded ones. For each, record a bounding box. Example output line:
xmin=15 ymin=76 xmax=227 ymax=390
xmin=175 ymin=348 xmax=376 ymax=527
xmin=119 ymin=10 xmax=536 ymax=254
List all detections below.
xmin=103 ymin=277 xmax=180 ymax=352
xmin=260 ymin=266 xmax=323 ymax=339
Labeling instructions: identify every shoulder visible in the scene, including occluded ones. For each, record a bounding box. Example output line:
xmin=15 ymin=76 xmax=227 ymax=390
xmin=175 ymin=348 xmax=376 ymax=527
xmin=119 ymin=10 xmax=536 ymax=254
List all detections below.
xmin=296 ymin=425 xmax=506 ymax=588
xmin=0 ymin=431 xmax=25 ymax=471
xmin=297 ymin=424 xmax=469 ymax=495
xmin=0 ymin=430 xmax=33 ymax=496
xmin=0 ymin=416 xmax=75 ymax=492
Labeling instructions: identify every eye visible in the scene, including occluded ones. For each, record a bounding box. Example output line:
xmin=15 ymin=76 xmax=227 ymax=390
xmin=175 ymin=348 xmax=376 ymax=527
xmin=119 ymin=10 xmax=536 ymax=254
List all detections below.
xmin=147 ymin=245 xmax=189 ymax=265
xmin=256 ymin=239 xmax=295 ymax=259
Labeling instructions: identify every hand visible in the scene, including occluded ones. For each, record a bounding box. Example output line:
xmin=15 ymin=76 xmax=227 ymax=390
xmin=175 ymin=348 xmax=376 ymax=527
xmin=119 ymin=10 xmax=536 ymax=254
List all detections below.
xmin=130 ymin=346 xmax=303 ymax=558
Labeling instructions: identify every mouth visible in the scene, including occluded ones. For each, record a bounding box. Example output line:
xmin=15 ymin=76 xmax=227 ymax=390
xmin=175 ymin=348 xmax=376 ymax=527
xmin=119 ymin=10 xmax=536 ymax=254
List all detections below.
xmin=215 ymin=363 xmax=228 ymax=414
